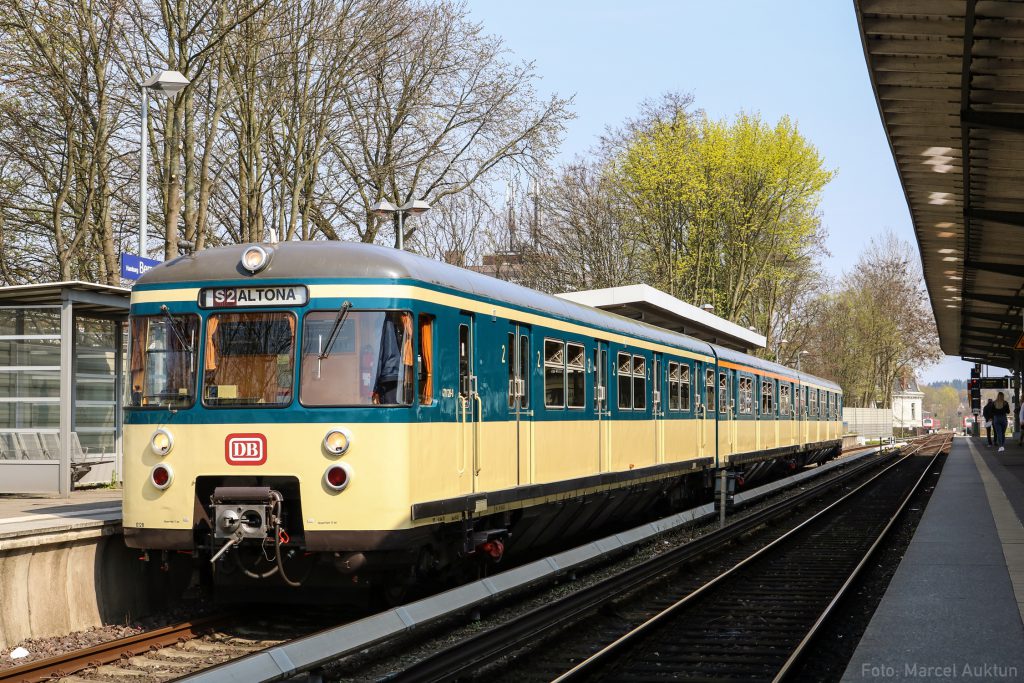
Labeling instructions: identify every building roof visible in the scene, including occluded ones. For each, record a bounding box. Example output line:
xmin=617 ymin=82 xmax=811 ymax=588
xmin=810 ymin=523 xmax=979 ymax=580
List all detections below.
xmin=556 ymin=284 xmax=767 ymax=353
xmin=0 ymin=281 xmax=130 ymax=318
xmin=855 ymin=0 xmax=1024 ymax=368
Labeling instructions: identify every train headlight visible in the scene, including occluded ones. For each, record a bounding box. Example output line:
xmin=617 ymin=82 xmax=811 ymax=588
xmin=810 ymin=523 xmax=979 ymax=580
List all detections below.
xmin=151 ymin=464 xmax=173 ymax=490
xmin=150 ymin=429 xmax=174 ymax=456
xmin=241 ymin=245 xmax=270 ymax=273
xmin=323 ymin=428 xmax=352 ymax=456
xmin=324 ymin=463 xmax=352 ymax=492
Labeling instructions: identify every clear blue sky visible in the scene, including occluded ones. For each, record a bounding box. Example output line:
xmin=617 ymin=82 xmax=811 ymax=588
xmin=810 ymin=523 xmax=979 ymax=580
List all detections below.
xmin=465 ymin=0 xmax=977 ymax=384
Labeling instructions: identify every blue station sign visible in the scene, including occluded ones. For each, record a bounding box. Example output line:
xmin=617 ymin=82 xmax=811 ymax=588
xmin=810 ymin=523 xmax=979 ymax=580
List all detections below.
xmin=120 ymin=253 xmax=162 ymax=281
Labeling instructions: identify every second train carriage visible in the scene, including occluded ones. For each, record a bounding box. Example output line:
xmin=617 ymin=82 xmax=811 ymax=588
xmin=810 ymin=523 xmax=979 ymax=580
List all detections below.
xmin=123 ymin=242 xmax=843 ymax=592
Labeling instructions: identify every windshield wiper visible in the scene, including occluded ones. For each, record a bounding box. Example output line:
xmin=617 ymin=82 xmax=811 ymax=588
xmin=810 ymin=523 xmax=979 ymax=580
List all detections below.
xmin=319 ymin=300 xmax=352 ymax=360
xmin=160 ymin=305 xmax=194 ymax=355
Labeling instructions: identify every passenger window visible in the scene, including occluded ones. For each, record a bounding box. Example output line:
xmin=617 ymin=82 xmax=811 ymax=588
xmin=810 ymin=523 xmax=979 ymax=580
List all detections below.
xmin=458 ymin=324 xmax=470 ymax=398
xmin=544 ymin=339 xmax=565 ymax=408
xmin=668 ymin=362 xmax=681 ymax=411
xmin=739 ymin=377 xmax=752 ymax=414
xmin=705 ymin=368 xmax=715 ymax=412
xmin=618 ymin=352 xmax=633 ymax=410
xmin=719 ymin=372 xmax=728 ymax=414
xmin=567 ymin=343 xmax=585 ymax=409
xmin=418 ymin=315 xmax=433 ymax=405
xmin=519 ymin=335 xmax=529 ymax=409
xmin=761 ymin=380 xmax=774 ymax=415
xmin=780 ymin=384 xmax=791 ymax=416
xmin=507 ymin=333 xmax=516 ymax=409
xmin=594 ymin=346 xmax=608 ymax=410
xmin=680 ymin=363 xmax=690 ymax=411
xmin=632 ymin=355 xmax=646 ymax=411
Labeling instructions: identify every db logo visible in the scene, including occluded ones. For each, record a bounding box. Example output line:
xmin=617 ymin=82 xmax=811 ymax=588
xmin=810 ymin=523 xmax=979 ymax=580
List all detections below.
xmin=225 ymin=433 xmax=267 ymax=466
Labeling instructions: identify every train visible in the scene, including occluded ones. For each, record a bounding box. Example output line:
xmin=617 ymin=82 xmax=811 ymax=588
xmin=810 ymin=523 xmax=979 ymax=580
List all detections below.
xmin=123 ymin=241 xmax=843 ymax=597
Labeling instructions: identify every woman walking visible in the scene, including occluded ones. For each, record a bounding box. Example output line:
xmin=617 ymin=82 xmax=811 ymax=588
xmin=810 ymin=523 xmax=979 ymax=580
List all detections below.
xmin=993 ymin=392 xmax=1011 ymax=452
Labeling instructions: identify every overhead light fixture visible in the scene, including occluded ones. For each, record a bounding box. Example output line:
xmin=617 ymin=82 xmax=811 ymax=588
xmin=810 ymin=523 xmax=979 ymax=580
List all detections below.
xmin=929 ymin=192 xmax=952 ymax=205
xmin=937 ymin=231 xmax=955 ymax=238
xmin=942 ymin=256 xmax=958 ymax=262
xmin=938 ymin=248 xmax=956 ymax=254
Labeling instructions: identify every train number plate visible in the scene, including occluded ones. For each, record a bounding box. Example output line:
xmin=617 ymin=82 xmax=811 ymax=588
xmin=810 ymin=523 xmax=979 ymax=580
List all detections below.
xmin=200 ymin=285 xmax=308 ymax=308
xmin=225 ymin=433 xmax=267 ymax=466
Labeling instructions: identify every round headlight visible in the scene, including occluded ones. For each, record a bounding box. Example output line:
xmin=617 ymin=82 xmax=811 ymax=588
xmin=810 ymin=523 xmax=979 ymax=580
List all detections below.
xmin=151 ymin=429 xmax=173 ymax=456
xmin=151 ymin=464 xmax=173 ymax=490
xmin=323 ymin=428 xmax=352 ymax=456
xmin=241 ymin=245 xmax=270 ymax=273
xmin=324 ymin=463 xmax=352 ymax=492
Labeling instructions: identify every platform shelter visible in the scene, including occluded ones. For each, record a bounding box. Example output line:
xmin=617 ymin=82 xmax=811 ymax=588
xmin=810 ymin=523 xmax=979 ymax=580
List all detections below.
xmin=0 ymin=282 xmax=129 ymax=497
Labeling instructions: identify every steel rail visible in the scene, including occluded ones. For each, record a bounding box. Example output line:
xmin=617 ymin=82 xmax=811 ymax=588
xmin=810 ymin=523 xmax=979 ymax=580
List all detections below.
xmin=383 ymin=443 xmax=905 ymax=683
xmin=773 ymin=433 xmax=951 ymax=681
xmin=552 ymin=434 xmax=949 ymax=682
xmin=0 ymin=614 xmax=231 ymax=683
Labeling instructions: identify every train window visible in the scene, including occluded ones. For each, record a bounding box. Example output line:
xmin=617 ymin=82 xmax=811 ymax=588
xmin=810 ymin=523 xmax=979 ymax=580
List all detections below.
xmin=705 ymin=369 xmax=716 ymax=413
xmin=418 ymin=315 xmax=433 ymax=406
xmin=206 ymin=311 xmax=296 ymax=407
xmin=507 ymin=333 xmax=516 ymax=409
xmin=780 ymin=384 xmax=791 ymax=416
xmin=809 ymin=389 xmax=818 ymax=416
xmin=761 ymin=380 xmax=774 ymax=415
xmin=795 ymin=385 xmax=802 ymax=415
xmin=632 ymin=355 xmax=646 ymax=411
xmin=668 ymin=362 xmax=680 ymax=411
xmin=739 ymin=377 xmax=753 ymax=414
xmin=618 ymin=352 xmax=633 ymax=410
xmin=719 ymin=373 xmax=728 ymax=414
xmin=594 ymin=346 xmax=607 ymax=410
xmin=458 ymin=324 xmax=470 ymax=398
xmin=128 ymin=314 xmax=199 ymax=408
xmin=544 ymin=339 xmax=565 ymax=409
xmin=299 ymin=310 xmax=412 ymax=407
xmin=680 ymin=363 xmax=690 ymax=411
xmin=519 ymin=335 xmax=529 ymax=409
xmin=567 ymin=343 xmax=585 ymax=409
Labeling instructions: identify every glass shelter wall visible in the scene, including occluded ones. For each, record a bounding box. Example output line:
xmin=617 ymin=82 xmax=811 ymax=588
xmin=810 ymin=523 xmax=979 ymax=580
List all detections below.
xmin=0 ymin=306 xmax=122 ymax=483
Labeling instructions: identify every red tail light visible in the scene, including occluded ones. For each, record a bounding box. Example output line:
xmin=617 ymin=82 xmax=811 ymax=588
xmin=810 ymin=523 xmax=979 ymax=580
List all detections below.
xmin=151 ymin=464 xmax=173 ymax=490
xmin=324 ymin=463 xmax=351 ymax=491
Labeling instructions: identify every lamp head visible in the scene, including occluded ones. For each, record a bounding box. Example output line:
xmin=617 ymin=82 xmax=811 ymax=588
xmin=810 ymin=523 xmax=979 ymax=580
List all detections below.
xmin=141 ymin=70 xmax=190 ymax=95
xmin=399 ymin=199 xmax=431 ymax=215
xmin=370 ymin=199 xmax=399 ymax=216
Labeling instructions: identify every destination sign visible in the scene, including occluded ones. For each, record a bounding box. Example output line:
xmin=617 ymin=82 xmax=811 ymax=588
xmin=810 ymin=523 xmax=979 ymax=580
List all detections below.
xmin=199 ymin=285 xmax=308 ymax=308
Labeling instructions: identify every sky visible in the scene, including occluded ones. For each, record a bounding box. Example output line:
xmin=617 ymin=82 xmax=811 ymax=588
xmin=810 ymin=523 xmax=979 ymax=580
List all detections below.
xmin=464 ymin=0 xmax=977 ymax=384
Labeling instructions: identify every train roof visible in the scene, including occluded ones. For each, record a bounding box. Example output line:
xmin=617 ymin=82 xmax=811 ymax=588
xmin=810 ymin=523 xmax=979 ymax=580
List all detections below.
xmin=138 ymin=241 xmax=841 ymax=391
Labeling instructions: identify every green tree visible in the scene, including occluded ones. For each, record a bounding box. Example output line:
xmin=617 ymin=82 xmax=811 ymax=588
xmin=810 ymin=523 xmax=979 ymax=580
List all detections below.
xmin=618 ymin=107 xmax=834 ymax=348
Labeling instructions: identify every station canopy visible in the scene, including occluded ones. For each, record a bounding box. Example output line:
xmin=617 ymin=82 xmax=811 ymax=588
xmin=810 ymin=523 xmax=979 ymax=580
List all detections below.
xmin=855 ymin=0 xmax=1024 ymax=369
xmin=558 ymin=284 xmax=767 ymax=353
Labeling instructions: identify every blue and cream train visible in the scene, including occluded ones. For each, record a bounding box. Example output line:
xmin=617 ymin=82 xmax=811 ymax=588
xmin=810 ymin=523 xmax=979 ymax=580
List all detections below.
xmin=123 ymin=241 xmax=843 ymax=591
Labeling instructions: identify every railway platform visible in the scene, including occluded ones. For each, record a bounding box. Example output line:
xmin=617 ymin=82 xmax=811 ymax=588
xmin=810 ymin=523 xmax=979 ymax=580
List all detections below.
xmin=0 ymin=490 xmax=139 ymax=651
xmin=843 ymin=436 xmax=1024 ymax=681
xmin=0 ymin=489 xmax=121 ymax=547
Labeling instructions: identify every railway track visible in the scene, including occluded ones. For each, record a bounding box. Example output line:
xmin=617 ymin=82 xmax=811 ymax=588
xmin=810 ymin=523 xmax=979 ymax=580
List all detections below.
xmin=0 ymin=611 xmax=334 ymax=683
xmin=377 ymin=434 xmax=950 ymax=683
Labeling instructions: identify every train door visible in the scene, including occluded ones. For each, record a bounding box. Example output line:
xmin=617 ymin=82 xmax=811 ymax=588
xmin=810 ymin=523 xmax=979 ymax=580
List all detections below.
xmin=594 ymin=341 xmax=610 ymax=472
xmin=702 ymin=365 xmax=717 ymax=465
xmin=653 ymin=353 xmax=664 ymax=463
xmin=508 ymin=324 xmax=532 ymax=485
xmin=718 ymin=370 xmax=734 ymax=460
xmin=456 ymin=314 xmax=480 ymax=492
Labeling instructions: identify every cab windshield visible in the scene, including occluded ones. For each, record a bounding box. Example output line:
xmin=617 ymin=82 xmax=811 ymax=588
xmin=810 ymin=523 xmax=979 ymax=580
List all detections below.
xmin=202 ymin=312 xmax=295 ymax=407
xmin=301 ymin=310 xmax=414 ymax=406
xmin=128 ymin=314 xmax=199 ymax=408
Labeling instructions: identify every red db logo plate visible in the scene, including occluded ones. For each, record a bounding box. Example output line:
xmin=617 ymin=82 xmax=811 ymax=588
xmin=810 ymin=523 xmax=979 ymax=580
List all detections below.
xmin=225 ymin=434 xmax=267 ymax=466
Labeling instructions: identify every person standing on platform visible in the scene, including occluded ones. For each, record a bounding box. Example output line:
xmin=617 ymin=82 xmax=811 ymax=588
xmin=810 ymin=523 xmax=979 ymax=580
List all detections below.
xmin=983 ymin=398 xmax=995 ymax=446
xmin=993 ymin=392 xmax=1011 ymax=452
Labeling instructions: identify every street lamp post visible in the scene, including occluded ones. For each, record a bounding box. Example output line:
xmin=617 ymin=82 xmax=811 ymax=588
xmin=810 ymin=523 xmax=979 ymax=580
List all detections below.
xmin=139 ymin=70 xmax=190 ymax=258
xmin=796 ymin=350 xmax=810 ymax=373
xmin=370 ymin=198 xmax=432 ymax=250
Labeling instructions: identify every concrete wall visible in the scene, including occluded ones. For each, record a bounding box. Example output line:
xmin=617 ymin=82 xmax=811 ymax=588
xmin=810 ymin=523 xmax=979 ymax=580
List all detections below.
xmin=0 ymin=530 xmax=163 ymax=649
xmin=843 ymin=407 xmax=893 ymax=440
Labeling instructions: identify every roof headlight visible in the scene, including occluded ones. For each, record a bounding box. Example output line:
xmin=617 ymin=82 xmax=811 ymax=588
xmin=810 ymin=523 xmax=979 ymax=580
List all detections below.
xmin=241 ymin=245 xmax=271 ymax=274
xmin=151 ymin=428 xmax=174 ymax=456
xmin=323 ymin=428 xmax=352 ymax=456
